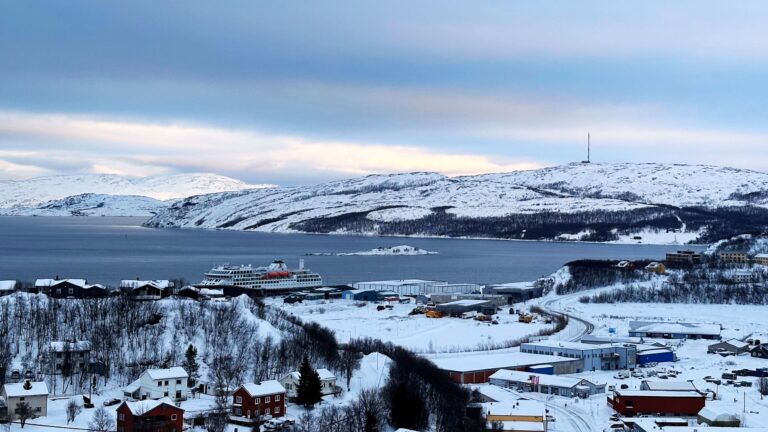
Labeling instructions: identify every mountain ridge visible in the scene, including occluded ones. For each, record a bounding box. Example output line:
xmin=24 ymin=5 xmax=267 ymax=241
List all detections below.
xmin=144 ymin=162 xmax=768 ymax=243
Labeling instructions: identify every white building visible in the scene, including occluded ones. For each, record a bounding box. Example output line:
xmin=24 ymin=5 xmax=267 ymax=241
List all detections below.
xmin=489 ymin=369 xmax=605 ymax=397
xmin=279 ymin=368 xmax=337 ymax=399
xmin=755 ymin=253 xmax=768 ymax=266
xmin=351 ymin=279 xmax=482 ymax=296
xmin=2 ymin=380 xmax=49 ymax=420
xmin=124 ymin=366 xmax=188 ymax=401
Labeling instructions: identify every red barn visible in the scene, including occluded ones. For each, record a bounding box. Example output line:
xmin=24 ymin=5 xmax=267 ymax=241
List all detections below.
xmin=230 ymin=380 xmax=286 ymax=424
xmin=116 ymin=397 xmax=184 ymax=432
xmin=608 ymin=390 xmax=705 ymax=416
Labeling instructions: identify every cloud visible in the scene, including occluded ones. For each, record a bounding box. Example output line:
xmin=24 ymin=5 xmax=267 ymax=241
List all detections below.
xmin=0 ymin=110 xmax=542 ymax=182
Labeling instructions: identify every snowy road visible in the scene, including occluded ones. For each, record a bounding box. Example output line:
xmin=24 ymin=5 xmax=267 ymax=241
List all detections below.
xmin=496 ymin=386 xmax=600 ymax=432
xmin=539 ymin=292 xmax=595 ymax=342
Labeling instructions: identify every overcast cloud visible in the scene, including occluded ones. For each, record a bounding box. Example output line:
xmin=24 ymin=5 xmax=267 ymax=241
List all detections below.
xmin=1 ymin=1 xmax=767 ymax=184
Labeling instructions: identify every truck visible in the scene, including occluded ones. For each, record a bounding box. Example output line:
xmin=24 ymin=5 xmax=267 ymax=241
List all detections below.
xmin=425 ymin=310 xmax=444 ymax=318
xmin=518 ymin=314 xmax=533 ymax=323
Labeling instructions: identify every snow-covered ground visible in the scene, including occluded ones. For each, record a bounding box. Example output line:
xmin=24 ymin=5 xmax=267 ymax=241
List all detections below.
xmin=307 ymin=245 xmax=438 ymax=256
xmin=270 ymin=298 xmax=553 ymax=353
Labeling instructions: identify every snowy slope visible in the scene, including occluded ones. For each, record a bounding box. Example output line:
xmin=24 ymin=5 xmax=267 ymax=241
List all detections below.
xmin=146 ymin=163 xmax=768 ymax=240
xmin=5 ymin=193 xmax=166 ymax=216
xmin=0 ymin=172 xmax=272 ymax=210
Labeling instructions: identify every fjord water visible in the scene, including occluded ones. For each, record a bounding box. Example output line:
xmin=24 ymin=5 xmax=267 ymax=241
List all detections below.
xmin=0 ymin=217 xmax=705 ymax=286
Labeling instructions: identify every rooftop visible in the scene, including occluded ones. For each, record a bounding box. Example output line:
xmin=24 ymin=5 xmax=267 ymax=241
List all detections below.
xmin=0 ymin=280 xmax=15 ymax=291
xmin=3 ymin=381 xmax=49 ymax=397
xmin=50 ymin=340 xmax=91 ymax=352
xmin=121 ymin=397 xmax=180 ymax=416
xmin=438 ymin=299 xmax=490 ymax=307
xmin=490 ymin=369 xmax=600 ymax=388
xmin=481 ymin=400 xmax=544 ymax=418
xmin=427 ymin=350 xmax=574 ymax=373
xmin=613 ymin=390 xmax=703 ymax=398
xmin=241 ymin=380 xmax=285 ymax=397
xmin=35 ymin=278 xmax=87 ymax=288
xmin=145 ymin=366 xmax=188 ymax=380
xmin=641 ymin=380 xmax=698 ymax=392
xmin=628 ymin=320 xmax=721 ymax=336
xmin=120 ymin=280 xmax=173 ymax=289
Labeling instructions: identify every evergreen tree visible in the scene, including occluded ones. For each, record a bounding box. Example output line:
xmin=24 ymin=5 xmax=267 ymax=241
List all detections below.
xmin=182 ymin=344 xmax=199 ymax=386
xmin=296 ymin=355 xmax=323 ymax=408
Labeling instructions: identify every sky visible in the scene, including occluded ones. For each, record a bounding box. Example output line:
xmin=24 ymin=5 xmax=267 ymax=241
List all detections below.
xmin=1 ymin=1 xmax=768 ymax=185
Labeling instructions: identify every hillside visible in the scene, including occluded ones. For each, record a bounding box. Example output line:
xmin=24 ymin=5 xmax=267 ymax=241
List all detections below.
xmin=145 ymin=163 xmax=768 ymax=243
xmin=5 ymin=193 xmax=166 ymax=216
xmin=0 ymin=172 xmax=273 ymax=215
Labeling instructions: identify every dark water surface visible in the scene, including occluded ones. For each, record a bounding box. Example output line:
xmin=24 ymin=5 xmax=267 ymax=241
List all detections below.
xmin=0 ymin=217 xmax=706 ymax=286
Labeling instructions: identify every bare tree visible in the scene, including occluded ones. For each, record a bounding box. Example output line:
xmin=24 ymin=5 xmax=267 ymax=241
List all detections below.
xmin=760 ymin=377 xmax=768 ymax=398
xmin=15 ymin=401 xmax=33 ymax=428
xmin=88 ymin=406 xmax=115 ymax=432
xmin=66 ymin=398 xmax=83 ymax=424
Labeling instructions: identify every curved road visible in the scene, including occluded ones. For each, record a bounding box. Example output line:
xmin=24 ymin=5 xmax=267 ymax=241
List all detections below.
xmin=540 ymin=293 xmax=595 ymax=342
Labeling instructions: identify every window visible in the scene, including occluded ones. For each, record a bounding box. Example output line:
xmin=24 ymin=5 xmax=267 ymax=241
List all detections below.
xmin=56 ymin=288 xmax=61 ymax=294
xmin=35 ymin=407 xmax=41 ymax=413
xmin=19 ymin=397 xmax=24 ymax=401
xmin=119 ymin=413 xmax=124 ymax=421
xmin=171 ymin=414 xmax=177 ymax=420
xmin=255 ymin=397 xmax=260 ymax=404
xmin=265 ymin=396 xmax=270 ymax=403
xmin=275 ymin=406 xmax=280 ymax=414
xmin=68 ymin=288 xmax=74 ymax=294
xmin=158 ymin=381 xmax=162 ymax=387
xmin=164 ymin=380 xmax=169 ymax=385
xmin=176 ymin=379 xmax=181 ymax=384
xmin=275 ymin=395 xmax=280 ymax=401
xmin=164 ymin=391 xmax=169 ymax=397
xmin=235 ymin=396 xmax=242 ymax=404
xmin=265 ymin=408 xmax=270 ymax=415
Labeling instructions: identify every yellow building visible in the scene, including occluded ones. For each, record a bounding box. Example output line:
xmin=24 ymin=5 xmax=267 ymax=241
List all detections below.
xmin=483 ymin=400 xmax=545 ymax=432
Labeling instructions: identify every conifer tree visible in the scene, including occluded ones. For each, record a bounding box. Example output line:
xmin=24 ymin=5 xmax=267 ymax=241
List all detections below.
xmin=182 ymin=344 xmax=199 ymax=386
xmin=296 ymin=355 xmax=322 ymax=408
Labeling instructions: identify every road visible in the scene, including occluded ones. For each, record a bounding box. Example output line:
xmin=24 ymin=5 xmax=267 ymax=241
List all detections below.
xmin=540 ymin=293 xmax=595 ymax=342
xmin=495 ymin=386 xmax=599 ymax=432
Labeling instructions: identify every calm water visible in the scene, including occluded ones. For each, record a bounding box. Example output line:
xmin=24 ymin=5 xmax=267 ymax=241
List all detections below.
xmin=0 ymin=217 xmax=706 ymax=286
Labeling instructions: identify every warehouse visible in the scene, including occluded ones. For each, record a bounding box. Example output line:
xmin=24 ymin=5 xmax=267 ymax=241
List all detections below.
xmin=485 ymin=282 xmax=544 ymax=304
xmin=351 ymin=279 xmax=482 ymax=296
xmin=520 ymin=340 xmax=636 ymax=372
xmin=430 ymin=293 xmax=506 ymax=308
xmin=640 ymin=380 xmax=699 ymax=392
xmin=628 ymin=321 xmax=721 ymax=340
xmin=489 ymin=369 xmax=605 ymax=397
xmin=428 ymin=351 xmax=582 ymax=384
xmin=435 ymin=299 xmax=496 ymax=316
xmin=608 ymin=390 xmax=706 ymax=416
xmin=341 ymin=289 xmax=380 ymax=301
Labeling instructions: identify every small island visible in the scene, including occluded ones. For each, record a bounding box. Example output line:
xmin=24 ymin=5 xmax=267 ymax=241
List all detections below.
xmin=307 ymin=245 xmax=438 ymax=256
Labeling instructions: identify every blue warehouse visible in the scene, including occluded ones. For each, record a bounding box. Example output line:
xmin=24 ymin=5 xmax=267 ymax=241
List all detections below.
xmin=520 ymin=340 xmax=637 ymax=372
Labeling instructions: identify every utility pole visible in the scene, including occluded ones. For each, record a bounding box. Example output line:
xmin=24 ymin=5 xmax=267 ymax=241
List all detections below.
xmin=588 ymin=133 xmax=590 ymax=163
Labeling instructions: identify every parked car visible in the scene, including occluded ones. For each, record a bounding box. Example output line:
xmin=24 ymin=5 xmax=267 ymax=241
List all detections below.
xmin=103 ymin=398 xmax=121 ymax=407
xmin=722 ymin=372 xmax=738 ymax=380
xmin=620 ymin=384 xmax=629 ymax=389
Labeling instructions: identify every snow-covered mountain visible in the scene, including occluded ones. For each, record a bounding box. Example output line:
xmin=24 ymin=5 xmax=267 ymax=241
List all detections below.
xmin=6 ymin=193 xmax=166 ymax=217
xmin=145 ymin=163 xmax=768 ymax=242
xmin=0 ymin=173 xmax=273 ymax=215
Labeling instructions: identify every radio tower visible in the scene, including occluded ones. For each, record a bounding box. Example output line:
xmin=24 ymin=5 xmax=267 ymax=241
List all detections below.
xmin=582 ymin=132 xmax=591 ymax=163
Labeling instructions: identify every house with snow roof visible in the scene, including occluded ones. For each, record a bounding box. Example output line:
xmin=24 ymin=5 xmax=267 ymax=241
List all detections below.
xmin=1 ymin=380 xmax=48 ymax=420
xmin=708 ymin=338 xmax=750 ymax=355
xmin=279 ymin=368 xmax=337 ymax=399
xmin=35 ymin=278 xmax=107 ymax=299
xmin=120 ymin=279 xmax=174 ymax=300
xmin=230 ymin=380 xmax=286 ymax=424
xmin=0 ymin=280 xmax=16 ymax=297
xmin=123 ymin=366 xmax=188 ymax=401
xmin=628 ymin=320 xmax=721 ymax=340
xmin=116 ymin=397 xmax=183 ymax=432
xmin=489 ymin=369 xmax=605 ymax=397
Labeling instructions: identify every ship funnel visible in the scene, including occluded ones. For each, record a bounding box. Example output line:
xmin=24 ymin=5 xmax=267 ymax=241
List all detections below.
xmin=299 ymin=259 xmax=305 ymax=270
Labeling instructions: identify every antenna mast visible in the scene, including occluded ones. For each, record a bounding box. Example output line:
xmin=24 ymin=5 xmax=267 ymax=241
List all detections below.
xmin=588 ymin=132 xmax=591 ymax=163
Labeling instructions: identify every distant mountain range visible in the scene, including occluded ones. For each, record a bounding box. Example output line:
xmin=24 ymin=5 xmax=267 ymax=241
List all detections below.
xmin=0 ymin=173 xmax=273 ymax=216
xmin=143 ymin=163 xmax=768 ymax=243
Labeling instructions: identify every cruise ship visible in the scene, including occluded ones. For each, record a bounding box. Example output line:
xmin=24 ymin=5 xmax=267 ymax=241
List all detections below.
xmin=197 ymin=259 xmax=323 ymax=295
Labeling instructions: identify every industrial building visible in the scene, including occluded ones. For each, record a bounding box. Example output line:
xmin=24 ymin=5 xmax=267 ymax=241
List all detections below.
xmin=608 ymin=390 xmax=706 ymax=416
xmin=341 ymin=289 xmax=381 ymax=301
xmin=489 ymin=369 xmax=605 ymax=397
xmin=430 ymin=293 xmax=506 ymax=308
xmin=351 ymin=279 xmax=482 ymax=296
xmin=520 ymin=340 xmax=636 ymax=372
xmin=628 ymin=321 xmax=721 ymax=340
xmin=640 ymin=380 xmax=699 ymax=392
xmin=481 ymin=400 xmax=545 ymax=432
xmin=636 ymin=347 xmax=675 ymax=365
xmin=428 ymin=351 xmax=582 ymax=384
xmin=485 ymin=282 xmax=544 ymax=304
xmin=435 ymin=299 xmax=496 ymax=316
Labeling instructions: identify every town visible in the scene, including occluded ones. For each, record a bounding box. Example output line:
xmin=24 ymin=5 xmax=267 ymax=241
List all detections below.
xmin=0 ymin=237 xmax=767 ymax=432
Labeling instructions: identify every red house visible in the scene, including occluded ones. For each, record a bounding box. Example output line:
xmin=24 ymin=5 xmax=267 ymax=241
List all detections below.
xmin=608 ymin=390 xmax=705 ymax=417
xmin=230 ymin=380 xmax=286 ymax=424
xmin=116 ymin=397 xmax=184 ymax=432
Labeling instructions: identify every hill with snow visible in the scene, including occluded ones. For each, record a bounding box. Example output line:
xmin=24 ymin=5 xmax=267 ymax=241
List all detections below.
xmin=0 ymin=173 xmax=273 ymax=215
xmin=145 ymin=163 xmax=768 ymax=243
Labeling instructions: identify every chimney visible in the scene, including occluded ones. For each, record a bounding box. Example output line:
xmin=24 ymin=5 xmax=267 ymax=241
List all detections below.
xmin=23 ymin=380 xmax=32 ymax=390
